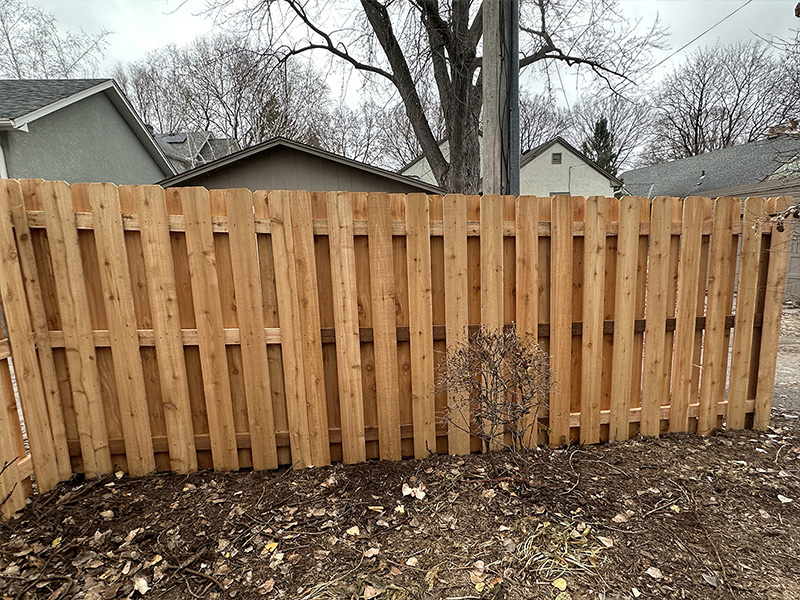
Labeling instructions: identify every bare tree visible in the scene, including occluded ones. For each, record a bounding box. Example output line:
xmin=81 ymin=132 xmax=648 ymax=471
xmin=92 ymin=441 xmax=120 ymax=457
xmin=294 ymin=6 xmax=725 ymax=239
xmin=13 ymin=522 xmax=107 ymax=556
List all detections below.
xmin=115 ymin=34 xmax=332 ymax=148
xmin=210 ymin=0 xmax=666 ymax=193
xmin=642 ymin=40 xmax=800 ymax=165
xmin=518 ymin=92 xmax=571 ymax=154
xmin=0 ymin=0 xmax=110 ymax=78
xmin=569 ymin=87 xmax=653 ymax=172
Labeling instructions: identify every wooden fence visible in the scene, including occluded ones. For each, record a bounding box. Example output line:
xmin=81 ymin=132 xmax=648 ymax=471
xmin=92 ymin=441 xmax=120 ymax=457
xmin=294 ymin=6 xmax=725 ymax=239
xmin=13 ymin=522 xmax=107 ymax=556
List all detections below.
xmin=0 ymin=179 xmax=793 ymax=516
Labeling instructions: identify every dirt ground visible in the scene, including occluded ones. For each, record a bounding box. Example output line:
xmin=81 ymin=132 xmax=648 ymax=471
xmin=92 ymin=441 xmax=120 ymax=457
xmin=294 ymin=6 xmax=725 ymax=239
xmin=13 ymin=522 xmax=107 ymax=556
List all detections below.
xmin=2 ymin=414 xmax=800 ymax=600
xmin=2 ymin=311 xmax=800 ymax=600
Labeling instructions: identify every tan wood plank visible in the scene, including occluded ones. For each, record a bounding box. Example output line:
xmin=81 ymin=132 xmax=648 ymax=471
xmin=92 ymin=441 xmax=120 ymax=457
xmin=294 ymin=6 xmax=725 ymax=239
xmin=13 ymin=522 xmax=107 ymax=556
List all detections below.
xmin=267 ymin=191 xmax=313 ymax=468
xmin=443 ymin=194 xmax=471 ymax=455
xmin=609 ymin=196 xmax=641 ymax=441
xmin=727 ymin=197 xmax=765 ymax=429
xmin=515 ymin=196 xmax=541 ymax=447
xmin=86 ymin=183 xmax=155 ymax=476
xmin=326 ymin=192 xmax=367 ymax=463
xmin=640 ymin=197 xmax=674 ymax=437
xmin=366 ymin=192 xmax=402 ymax=461
xmin=225 ymin=188 xmax=279 ymax=470
xmin=754 ymin=196 xmax=794 ymax=429
xmin=481 ymin=195 xmax=504 ymax=330
xmin=0 ymin=358 xmax=28 ymax=518
xmin=669 ymin=197 xmax=707 ymax=432
xmin=181 ymin=187 xmax=239 ymax=471
xmin=406 ymin=193 xmax=436 ymax=458
xmin=289 ymin=191 xmax=331 ymax=467
xmin=580 ymin=196 xmax=606 ymax=444
xmin=6 ymin=181 xmax=72 ymax=480
xmin=134 ymin=185 xmax=197 ymax=473
xmin=697 ymin=197 xmax=737 ymax=435
xmin=549 ymin=196 xmax=572 ymax=446
xmin=39 ymin=180 xmax=112 ymax=477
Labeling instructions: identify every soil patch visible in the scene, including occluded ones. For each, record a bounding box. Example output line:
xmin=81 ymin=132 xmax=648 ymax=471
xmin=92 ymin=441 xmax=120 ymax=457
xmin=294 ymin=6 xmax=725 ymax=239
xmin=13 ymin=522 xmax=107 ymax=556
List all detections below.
xmin=3 ymin=416 xmax=800 ymax=600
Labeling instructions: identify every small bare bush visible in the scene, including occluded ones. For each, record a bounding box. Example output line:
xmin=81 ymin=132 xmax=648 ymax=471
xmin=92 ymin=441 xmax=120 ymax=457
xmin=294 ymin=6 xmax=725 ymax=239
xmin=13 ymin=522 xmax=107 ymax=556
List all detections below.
xmin=435 ymin=325 xmax=553 ymax=452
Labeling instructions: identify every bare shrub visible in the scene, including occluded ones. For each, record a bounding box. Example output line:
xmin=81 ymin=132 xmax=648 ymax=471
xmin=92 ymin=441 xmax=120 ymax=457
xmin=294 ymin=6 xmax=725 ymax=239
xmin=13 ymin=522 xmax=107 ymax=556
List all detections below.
xmin=435 ymin=325 xmax=553 ymax=453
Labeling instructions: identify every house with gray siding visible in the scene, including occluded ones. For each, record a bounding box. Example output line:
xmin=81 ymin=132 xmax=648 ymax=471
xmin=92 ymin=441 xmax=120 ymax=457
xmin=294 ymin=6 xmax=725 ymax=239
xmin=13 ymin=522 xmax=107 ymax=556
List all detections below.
xmin=0 ymin=79 xmax=175 ymax=184
xmin=160 ymin=137 xmax=445 ymax=195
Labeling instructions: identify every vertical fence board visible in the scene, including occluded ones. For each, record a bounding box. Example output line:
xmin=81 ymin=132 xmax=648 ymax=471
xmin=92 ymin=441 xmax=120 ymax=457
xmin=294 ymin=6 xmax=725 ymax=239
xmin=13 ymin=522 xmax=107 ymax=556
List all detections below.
xmin=580 ymin=196 xmax=605 ymax=444
xmin=443 ymin=194 xmax=471 ymax=455
xmin=728 ymin=197 xmax=765 ymax=429
xmin=0 ymin=181 xmax=61 ymax=489
xmin=367 ymin=192 xmax=402 ymax=461
xmin=550 ymin=196 xmax=572 ymax=445
xmin=697 ymin=197 xmax=736 ymax=435
xmin=670 ymin=198 xmax=706 ymax=432
xmin=327 ymin=192 xmax=367 ymax=463
xmin=0 ymin=357 xmax=27 ymax=518
xmin=268 ymin=191 xmax=313 ymax=467
xmin=754 ymin=197 xmax=793 ymax=429
xmin=10 ymin=181 xmax=71 ymax=479
xmin=609 ymin=196 xmax=641 ymax=441
xmin=291 ymin=192 xmax=331 ymax=467
xmin=41 ymin=180 xmax=112 ymax=477
xmin=87 ymin=183 xmax=155 ymax=476
xmin=406 ymin=193 xmax=436 ymax=458
xmin=135 ymin=186 xmax=197 ymax=473
xmin=641 ymin=197 xmax=674 ymax=437
xmin=227 ymin=188 xmax=279 ymax=470
xmin=181 ymin=187 xmax=239 ymax=471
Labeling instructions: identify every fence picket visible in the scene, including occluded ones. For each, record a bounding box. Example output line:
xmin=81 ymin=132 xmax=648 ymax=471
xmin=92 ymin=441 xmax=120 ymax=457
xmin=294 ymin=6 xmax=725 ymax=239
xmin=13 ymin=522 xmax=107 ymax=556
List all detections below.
xmin=640 ymin=197 xmax=674 ymax=437
xmin=40 ymin=180 xmax=112 ymax=477
xmin=227 ymin=188 xmax=279 ymax=471
xmin=181 ymin=187 xmax=239 ymax=471
xmin=443 ymin=194 xmax=471 ymax=455
xmin=609 ymin=196 xmax=641 ymax=441
xmin=87 ymin=183 xmax=156 ymax=476
xmin=406 ymin=193 xmax=436 ymax=458
xmin=580 ymin=196 xmax=606 ymax=443
xmin=550 ymin=196 xmax=572 ymax=445
xmin=754 ymin=197 xmax=793 ymax=429
xmin=727 ymin=197 xmax=765 ymax=429
xmin=327 ymin=192 xmax=367 ymax=463
xmin=367 ymin=193 xmax=402 ymax=461
xmin=670 ymin=198 xmax=706 ymax=432
xmin=697 ymin=197 xmax=736 ymax=435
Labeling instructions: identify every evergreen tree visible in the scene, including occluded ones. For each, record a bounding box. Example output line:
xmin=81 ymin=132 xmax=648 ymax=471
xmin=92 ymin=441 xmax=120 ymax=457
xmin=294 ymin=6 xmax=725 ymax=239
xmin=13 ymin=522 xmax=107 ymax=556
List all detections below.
xmin=581 ymin=116 xmax=620 ymax=176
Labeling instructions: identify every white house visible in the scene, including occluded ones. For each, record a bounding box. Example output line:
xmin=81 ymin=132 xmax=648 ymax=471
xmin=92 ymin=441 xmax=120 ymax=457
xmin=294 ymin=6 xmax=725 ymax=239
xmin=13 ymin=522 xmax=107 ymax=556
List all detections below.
xmin=400 ymin=136 xmax=622 ymax=197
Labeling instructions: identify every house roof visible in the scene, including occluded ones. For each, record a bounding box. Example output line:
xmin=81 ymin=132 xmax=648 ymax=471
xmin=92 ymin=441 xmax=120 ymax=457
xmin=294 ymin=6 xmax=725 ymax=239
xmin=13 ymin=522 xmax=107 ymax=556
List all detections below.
xmin=620 ymin=135 xmax=800 ymax=199
xmin=520 ymin=136 xmax=623 ymax=186
xmin=0 ymin=78 xmax=175 ymax=177
xmin=399 ymin=135 xmax=623 ymax=188
xmin=159 ymin=136 xmax=447 ymax=194
xmin=0 ymin=79 xmax=111 ymax=120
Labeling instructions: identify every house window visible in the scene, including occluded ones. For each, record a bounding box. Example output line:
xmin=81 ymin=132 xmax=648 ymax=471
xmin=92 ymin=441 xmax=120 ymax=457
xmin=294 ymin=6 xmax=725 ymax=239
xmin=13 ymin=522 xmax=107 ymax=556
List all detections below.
xmin=551 ymin=152 xmax=562 ymax=164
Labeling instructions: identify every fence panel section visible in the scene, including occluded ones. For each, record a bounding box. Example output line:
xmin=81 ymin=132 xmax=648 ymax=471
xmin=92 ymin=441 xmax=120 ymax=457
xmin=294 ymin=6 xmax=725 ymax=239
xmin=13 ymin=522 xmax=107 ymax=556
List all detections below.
xmin=0 ymin=181 xmax=792 ymax=490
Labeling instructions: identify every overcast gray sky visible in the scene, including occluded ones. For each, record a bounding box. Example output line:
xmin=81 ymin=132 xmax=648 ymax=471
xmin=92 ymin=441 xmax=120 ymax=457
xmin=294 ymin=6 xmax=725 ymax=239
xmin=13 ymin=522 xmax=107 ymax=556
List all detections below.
xmin=27 ymin=0 xmax=800 ymax=91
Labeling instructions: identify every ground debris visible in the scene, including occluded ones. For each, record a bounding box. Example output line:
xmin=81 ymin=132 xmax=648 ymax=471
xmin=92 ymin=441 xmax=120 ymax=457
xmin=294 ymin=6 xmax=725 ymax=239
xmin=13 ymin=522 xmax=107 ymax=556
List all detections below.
xmin=2 ymin=414 xmax=800 ymax=599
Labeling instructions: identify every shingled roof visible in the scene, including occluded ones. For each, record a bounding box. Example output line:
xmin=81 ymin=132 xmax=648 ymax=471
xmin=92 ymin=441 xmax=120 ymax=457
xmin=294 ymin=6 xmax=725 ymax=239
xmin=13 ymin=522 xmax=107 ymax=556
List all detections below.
xmin=620 ymin=135 xmax=800 ymax=198
xmin=0 ymin=79 xmax=109 ymax=120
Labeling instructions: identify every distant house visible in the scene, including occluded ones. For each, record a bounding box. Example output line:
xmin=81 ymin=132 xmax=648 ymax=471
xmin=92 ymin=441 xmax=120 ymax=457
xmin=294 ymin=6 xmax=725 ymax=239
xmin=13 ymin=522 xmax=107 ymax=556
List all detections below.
xmin=160 ymin=136 xmax=445 ymax=195
xmin=400 ymin=136 xmax=622 ymax=197
xmin=154 ymin=131 xmax=240 ymax=173
xmin=619 ymin=134 xmax=800 ymax=199
xmin=0 ymin=79 xmax=175 ymax=184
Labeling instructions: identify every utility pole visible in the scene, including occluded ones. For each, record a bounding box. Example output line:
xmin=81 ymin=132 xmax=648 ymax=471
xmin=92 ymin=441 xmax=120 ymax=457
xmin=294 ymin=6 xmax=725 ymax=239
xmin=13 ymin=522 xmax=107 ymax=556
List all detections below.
xmin=482 ymin=0 xmax=520 ymax=196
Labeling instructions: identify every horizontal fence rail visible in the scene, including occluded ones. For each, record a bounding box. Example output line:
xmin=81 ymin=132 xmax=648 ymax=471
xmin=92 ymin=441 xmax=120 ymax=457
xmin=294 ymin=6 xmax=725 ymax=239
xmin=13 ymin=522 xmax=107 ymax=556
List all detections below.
xmin=0 ymin=179 xmax=793 ymax=513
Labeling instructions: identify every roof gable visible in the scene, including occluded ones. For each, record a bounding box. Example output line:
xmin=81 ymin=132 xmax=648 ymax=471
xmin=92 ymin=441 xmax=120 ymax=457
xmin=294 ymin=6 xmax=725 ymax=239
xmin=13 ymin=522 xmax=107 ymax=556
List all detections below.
xmin=521 ymin=136 xmax=623 ymax=186
xmin=159 ymin=136 xmax=446 ymax=194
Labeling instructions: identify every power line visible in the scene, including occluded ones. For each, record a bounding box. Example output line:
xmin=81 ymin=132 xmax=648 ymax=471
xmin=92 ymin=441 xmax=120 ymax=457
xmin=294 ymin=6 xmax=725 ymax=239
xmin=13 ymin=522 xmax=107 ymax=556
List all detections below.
xmin=644 ymin=0 xmax=756 ymax=74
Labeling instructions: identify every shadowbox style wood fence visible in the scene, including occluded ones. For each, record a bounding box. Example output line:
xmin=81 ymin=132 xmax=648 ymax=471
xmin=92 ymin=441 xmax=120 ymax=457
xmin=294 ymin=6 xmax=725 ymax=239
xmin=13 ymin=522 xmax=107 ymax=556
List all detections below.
xmin=0 ymin=178 xmax=793 ymax=518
